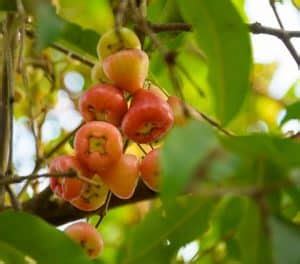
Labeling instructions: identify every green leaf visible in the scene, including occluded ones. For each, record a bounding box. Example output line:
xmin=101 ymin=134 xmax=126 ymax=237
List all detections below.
xmin=35 ymin=2 xmax=65 ymax=50
xmin=0 ymin=211 xmax=93 ymax=264
xmin=57 ymin=0 xmax=114 ymax=34
xmin=35 ymin=3 xmax=99 ymax=55
xmin=221 ymin=134 xmax=300 ymax=168
xmin=0 ymin=241 xmax=29 ymax=264
xmin=237 ymin=201 xmax=273 ymax=264
xmin=122 ymin=197 xmax=214 ymax=264
xmin=0 ymin=1 xmax=16 ymax=11
xmin=0 ymin=0 xmax=100 ymax=56
xmin=270 ymin=216 xmax=300 ymax=264
xmin=177 ymin=0 xmax=252 ymax=124
xmin=161 ymin=121 xmax=218 ymax=201
xmin=212 ymin=196 xmax=247 ymax=238
xmin=280 ymin=101 xmax=300 ymax=125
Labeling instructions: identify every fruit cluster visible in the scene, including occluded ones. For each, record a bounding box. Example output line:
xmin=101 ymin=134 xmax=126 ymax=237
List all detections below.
xmin=49 ymin=27 xmax=185 ymax=258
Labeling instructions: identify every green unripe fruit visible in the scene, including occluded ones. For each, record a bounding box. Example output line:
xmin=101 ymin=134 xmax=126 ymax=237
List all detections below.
xmin=97 ymin=27 xmax=141 ymax=59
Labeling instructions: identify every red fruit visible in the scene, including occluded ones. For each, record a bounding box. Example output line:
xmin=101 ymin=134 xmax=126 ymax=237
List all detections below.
xmin=64 ymin=222 xmax=104 ymax=259
xmin=140 ymin=149 xmax=160 ymax=191
xmin=103 ymin=49 xmax=149 ymax=94
xmin=74 ymin=121 xmax=123 ymax=172
xmin=79 ymin=84 xmax=128 ymax=126
xmin=121 ymin=90 xmax=174 ymax=143
xmin=167 ymin=96 xmax=187 ymax=126
xmin=49 ymin=155 xmax=88 ymax=201
xmin=71 ymin=175 xmax=109 ymax=212
xmin=100 ymin=154 xmax=139 ymax=199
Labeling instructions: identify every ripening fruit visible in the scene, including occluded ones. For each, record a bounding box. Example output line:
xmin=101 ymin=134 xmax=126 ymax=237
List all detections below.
xmin=79 ymin=84 xmax=128 ymax=126
xmin=167 ymin=96 xmax=187 ymax=126
xmin=148 ymin=84 xmax=168 ymax=100
xmin=91 ymin=61 xmax=110 ymax=83
xmin=49 ymin=155 xmax=88 ymax=201
xmin=100 ymin=154 xmax=139 ymax=199
xmin=103 ymin=49 xmax=149 ymax=94
xmin=97 ymin=27 xmax=141 ymax=59
xmin=64 ymin=222 xmax=104 ymax=259
xmin=121 ymin=90 xmax=174 ymax=143
xmin=140 ymin=149 xmax=160 ymax=191
xmin=70 ymin=175 xmax=109 ymax=211
xmin=74 ymin=121 xmax=123 ymax=172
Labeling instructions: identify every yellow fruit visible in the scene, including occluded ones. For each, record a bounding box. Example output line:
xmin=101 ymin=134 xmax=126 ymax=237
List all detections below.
xmin=97 ymin=27 xmax=141 ymax=59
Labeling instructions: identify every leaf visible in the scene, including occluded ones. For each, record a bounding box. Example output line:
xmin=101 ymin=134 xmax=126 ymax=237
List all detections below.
xmin=237 ymin=200 xmax=273 ymax=264
xmin=122 ymin=197 xmax=214 ymax=264
xmin=35 ymin=2 xmax=66 ymax=50
xmin=221 ymin=134 xmax=300 ymax=168
xmin=0 ymin=241 xmax=29 ymax=264
xmin=177 ymin=0 xmax=252 ymax=124
xmin=0 ymin=211 xmax=93 ymax=264
xmin=270 ymin=216 xmax=300 ymax=264
xmin=0 ymin=0 xmax=100 ymax=56
xmin=56 ymin=0 xmax=114 ymax=34
xmin=161 ymin=121 xmax=218 ymax=201
xmin=35 ymin=3 xmax=100 ymax=55
xmin=0 ymin=1 xmax=16 ymax=11
xmin=212 ymin=196 xmax=247 ymax=238
xmin=280 ymin=101 xmax=300 ymax=125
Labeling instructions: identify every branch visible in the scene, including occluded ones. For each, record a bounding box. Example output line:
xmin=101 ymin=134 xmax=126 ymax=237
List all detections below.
xmin=17 ymin=123 xmax=82 ymax=198
xmin=249 ymin=22 xmax=300 ymax=38
xmin=0 ymin=172 xmax=76 ymax=186
xmin=22 ymin=182 xmax=156 ymax=226
xmin=150 ymin=22 xmax=192 ymax=33
xmin=25 ymin=30 xmax=94 ymax=67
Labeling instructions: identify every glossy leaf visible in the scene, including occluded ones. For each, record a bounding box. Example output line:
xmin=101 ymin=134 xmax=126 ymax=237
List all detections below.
xmin=161 ymin=121 xmax=218 ymax=201
xmin=122 ymin=197 xmax=214 ymax=264
xmin=0 ymin=241 xmax=29 ymax=264
xmin=0 ymin=211 xmax=93 ymax=264
xmin=177 ymin=0 xmax=252 ymax=124
xmin=237 ymin=201 xmax=273 ymax=264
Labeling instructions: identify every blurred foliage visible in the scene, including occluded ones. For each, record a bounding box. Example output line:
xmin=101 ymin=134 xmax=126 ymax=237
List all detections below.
xmin=0 ymin=0 xmax=300 ymax=263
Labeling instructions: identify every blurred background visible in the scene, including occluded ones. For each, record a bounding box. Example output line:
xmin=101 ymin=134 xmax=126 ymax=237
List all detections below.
xmin=9 ymin=0 xmax=300 ymax=262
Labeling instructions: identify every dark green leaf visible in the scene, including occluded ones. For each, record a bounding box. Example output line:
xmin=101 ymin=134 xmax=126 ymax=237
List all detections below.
xmin=0 ymin=211 xmax=93 ymax=264
xmin=122 ymin=197 xmax=214 ymax=264
xmin=270 ymin=216 xmax=300 ymax=264
xmin=177 ymin=0 xmax=252 ymax=124
xmin=35 ymin=3 xmax=99 ymax=55
xmin=212 ymin=196 xmax=247 ymax=238
xmin=35 ymin=2 xmax=65 ymax=50
xmin=237 ymin=201 xmax=273 ymax=264
xmin=280 ymin=101 xmax=300 ymax=125
xmin=161 ymin=121 xmax=218 ymax=201
xmin=0 ymin=0 xmax=16 ymax=11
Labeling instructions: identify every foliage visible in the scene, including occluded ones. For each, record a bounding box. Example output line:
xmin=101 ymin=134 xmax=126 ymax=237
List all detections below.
xmin=0 ymin=0 xmax=299 ymax=263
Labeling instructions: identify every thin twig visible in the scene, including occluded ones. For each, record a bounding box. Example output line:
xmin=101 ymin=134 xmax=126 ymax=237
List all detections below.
xmin=115 ymin=0 xmax=128 ymax=28
xmin=137 ymin=144 xmax=147 ymax=155
xmin=0 ymin=172 xmax=76 ymax=186
xmin=268 ymin=0 xmax=300 ymax=67
xmin=5 ymin=185 xmax=21 ymax=210
xmin=150 ymin=22 xmax=192 ymax=33
xmin=17 ymin=123 xmax=82 ymax=198
xmin=95 ymin=191 xmax=112 ymax=228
